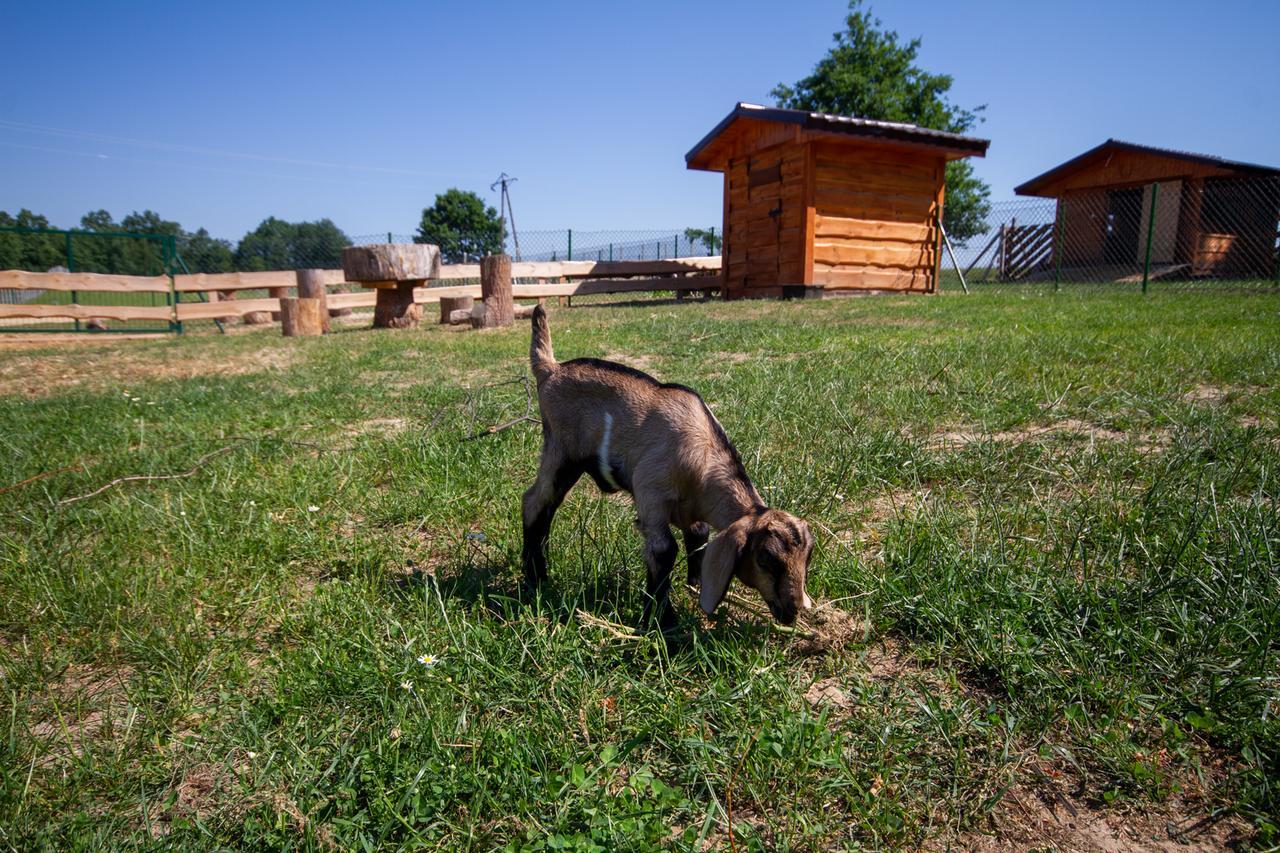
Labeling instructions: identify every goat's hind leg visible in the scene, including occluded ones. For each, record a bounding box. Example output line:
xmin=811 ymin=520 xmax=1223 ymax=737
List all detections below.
xmin=521 ymin=451 xmax=582 ymax=588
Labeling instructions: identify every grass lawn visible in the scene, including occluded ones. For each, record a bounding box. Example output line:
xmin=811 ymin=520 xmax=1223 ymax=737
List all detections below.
xmin=1 ymin=292 xmax=1277 ymax=849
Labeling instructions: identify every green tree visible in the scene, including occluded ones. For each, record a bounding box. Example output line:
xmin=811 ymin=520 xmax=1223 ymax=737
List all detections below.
xmin=235 ymin=217 xmax=351 ymax=271
xmin=683 ymin=227 xmax=721 ymax=255
xmin=179 ymin=229 xmax=235 ymax=273
xmin=76 ymin=209 xmax=125 ymax=273
xmin=415 ymin=189 xmax=505 ymax=263
xmin=0 ymin=209 xmax=64 ymax=271
xmin=771 ymin=0 xmax=991 ymax=242
xmin=121 ymin=210 xmax=181 ymax=274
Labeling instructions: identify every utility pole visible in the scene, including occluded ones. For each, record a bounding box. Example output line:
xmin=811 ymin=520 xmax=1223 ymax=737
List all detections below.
xmin=490 ymin=172 xmax=521 ymax=261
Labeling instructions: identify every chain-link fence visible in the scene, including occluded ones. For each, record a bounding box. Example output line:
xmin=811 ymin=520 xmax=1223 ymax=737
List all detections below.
xmin=945 ymin=177 xmax=1280 ymax=293
xmin=350 ymin=228 xmax=720 ymax=265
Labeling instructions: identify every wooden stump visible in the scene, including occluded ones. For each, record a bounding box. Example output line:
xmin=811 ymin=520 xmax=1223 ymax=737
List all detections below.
xmin=479 ymin=254 xmax=514 ymax=328
xmin=329 ymin=285 xmax=354 ymax=319
xmin=439 ymin=295 xmax=474 ymax=324
xmin=296 ymin=269 xmax=331 ymax=333
xmin=243 ymin=310 xmax=273 ymax=325
xmin=280 ymin=297 xmax=325 ymax=336
xmin=372 ymin=282 xmax=421 ymax=329
xmin=269 ymin=286 xmax=287 ymax=322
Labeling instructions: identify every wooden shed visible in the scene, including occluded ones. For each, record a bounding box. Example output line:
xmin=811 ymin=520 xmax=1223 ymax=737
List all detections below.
xmin=686 ymin=103 xmax=988 ymax=298
xmin=1015 ymin=140 xmax=1280 ymax=278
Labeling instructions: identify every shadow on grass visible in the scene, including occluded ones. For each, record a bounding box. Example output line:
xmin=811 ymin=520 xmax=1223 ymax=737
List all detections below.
xmin=390 ymin=550 xmax=778 ymax=655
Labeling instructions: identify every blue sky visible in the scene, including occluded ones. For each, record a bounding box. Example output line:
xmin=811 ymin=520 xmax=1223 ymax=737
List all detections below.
xmin=2 ymin=0 xmax=1277 ymax=240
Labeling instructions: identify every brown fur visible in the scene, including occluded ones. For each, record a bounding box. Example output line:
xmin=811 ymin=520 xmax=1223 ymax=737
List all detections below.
xmin=521 ymin=305 xmax=814 ymax=627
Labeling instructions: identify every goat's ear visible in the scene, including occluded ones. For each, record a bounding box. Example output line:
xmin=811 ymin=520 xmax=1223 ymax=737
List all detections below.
xmin=700 ymin=522 xmax=750 ymax=617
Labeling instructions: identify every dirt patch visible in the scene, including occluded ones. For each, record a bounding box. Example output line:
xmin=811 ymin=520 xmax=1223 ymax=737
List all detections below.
xmin=805 ymin=677 xmax=856 ymax=711
xmin=0 ymin=346 xmax=297 ymax=398
xmin=951 ymin=781 xmax=1252 ymax=851
xmin=713 ymin=351 xmax=755 ymax=365
xmin=1185 ymin=383 xmax=1230 ymax=405
xmin=1184 ymin=382 xmax=1268 ymax=408
xmin=921 ymin=419 xmax=1170 ymax=452
xmin=792 ymin=603 xmax=866 ymax=657
xmin=601 ymin=351 xmax=657 ymax=373
xmin=29 ymin=663 xmax=135 ymax=763
xmin=151 ymin=760 xmax=339 ymax=843
xmin=861 ymin=487 xmax=932 ymax=525
xmin=345 ymin=417 xmax=409 ymax=437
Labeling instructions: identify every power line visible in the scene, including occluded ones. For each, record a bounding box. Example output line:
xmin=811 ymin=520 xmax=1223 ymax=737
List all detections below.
xmin=490 ymin=172 xmax=521 ymax=261
xmin=0 ymin=119 xmax=461 ymax=179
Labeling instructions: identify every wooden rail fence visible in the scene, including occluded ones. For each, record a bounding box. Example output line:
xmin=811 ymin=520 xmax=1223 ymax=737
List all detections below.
xmin=0 ymin=257 xmax=722 ymax=329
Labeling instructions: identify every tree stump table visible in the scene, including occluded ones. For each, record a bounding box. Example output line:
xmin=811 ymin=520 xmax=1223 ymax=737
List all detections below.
xmin=340 ymin=243 xmax=441 ymax=329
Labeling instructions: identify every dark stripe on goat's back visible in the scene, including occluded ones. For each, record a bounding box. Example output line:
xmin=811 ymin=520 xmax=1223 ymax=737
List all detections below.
xmin=563 ymin=357 xmax=661 ymax=386
xmin=696 ymin=399 xmax=756 ymax=495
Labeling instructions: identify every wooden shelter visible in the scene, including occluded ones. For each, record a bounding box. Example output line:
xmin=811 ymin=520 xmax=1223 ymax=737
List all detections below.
xmin=1015 ymin=140 xmax=1280 ymax=278
xmin=686 ymin=103 xmax=988 ymax=298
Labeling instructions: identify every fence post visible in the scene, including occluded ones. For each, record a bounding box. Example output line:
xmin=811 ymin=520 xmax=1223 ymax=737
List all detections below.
xmin=674 ymin=234 xmax=678 ymax=258
xmin=609 ymin=242 xmax=613 ymax=262
xmin=1053 ymin=202 xmax=1064 ymax=293
xmin=65 ymin=232 xmax=80 ymax=331
xmin=708 ymin=226 xmax=715 ymax=256
xmin=1141 ymin=182 xmax=1159 ymax=294
xmin=567 ymin=229 xmax=573 ymax=261
xmin=166 ymin=235 xmax=182 ymax=334
xmin=387 ymin=232 xmax=393 ymax=244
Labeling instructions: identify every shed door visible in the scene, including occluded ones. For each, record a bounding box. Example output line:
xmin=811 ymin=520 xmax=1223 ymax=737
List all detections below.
xmin=745 ymin=154 xmax=784 ymax=286
xmin=1104 ymin=187 xmax=1143 ymax=264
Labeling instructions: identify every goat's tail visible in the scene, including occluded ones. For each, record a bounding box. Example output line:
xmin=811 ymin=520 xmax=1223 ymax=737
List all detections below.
xmin=530 ymin=304 xmax=556 ymax=381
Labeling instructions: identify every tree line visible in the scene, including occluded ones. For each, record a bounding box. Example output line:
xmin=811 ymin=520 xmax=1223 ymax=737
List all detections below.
xmin=0 ymin=208 xmax=351 ymax=275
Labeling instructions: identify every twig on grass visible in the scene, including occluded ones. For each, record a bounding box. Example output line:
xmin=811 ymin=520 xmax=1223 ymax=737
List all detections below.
xmin=0 ymin=465 xmax=82 ymax=495
xmin=1041 ymin=382 xmax=1074 ymax=412
xmin=58 ymin=446 xmax=237 ymax=506
xmin=462 ymin=415 xmax=541 ymax=441
xmin=461 ymin=374 xmax=541 ymax=440
xmin=575 ymin=609 xmax=645 ymax=641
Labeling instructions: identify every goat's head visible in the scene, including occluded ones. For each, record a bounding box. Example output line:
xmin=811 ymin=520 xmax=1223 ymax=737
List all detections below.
xmin=700 ymin=509 xmax=814 ymax=625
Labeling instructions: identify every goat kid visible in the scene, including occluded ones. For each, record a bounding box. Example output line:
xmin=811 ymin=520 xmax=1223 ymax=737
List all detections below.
xmin=521 ymin=305 xmax=814 ymax=628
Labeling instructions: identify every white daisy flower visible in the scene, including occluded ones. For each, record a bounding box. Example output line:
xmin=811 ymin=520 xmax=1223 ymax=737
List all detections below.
xmin=416 ymin=654 xmax=439 ymax=668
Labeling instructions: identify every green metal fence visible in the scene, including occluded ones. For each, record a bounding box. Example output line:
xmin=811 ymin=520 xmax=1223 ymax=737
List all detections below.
xmin=0 ymin=226 xmax=180 ymax=333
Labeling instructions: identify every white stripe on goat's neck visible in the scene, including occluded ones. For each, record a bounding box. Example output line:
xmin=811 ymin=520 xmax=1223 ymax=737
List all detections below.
xmin=599 ymin=412 xmax=621 ymax=490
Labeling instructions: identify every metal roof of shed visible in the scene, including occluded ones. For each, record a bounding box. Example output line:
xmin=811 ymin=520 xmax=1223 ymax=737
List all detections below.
xmin=686 ymin=102 xmax=990 ymax=169
xmin=1015 ymin=139 xmax=1280 ymax=196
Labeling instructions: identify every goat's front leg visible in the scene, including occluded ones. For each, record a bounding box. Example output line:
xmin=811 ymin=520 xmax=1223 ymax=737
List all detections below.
xmin=521 ymin=454 xmax=581 ymax=588
xmin=683 ymin=522 xmax=710 ymax=588
xmin=640 ymin=524 xmax=679 ymax=630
